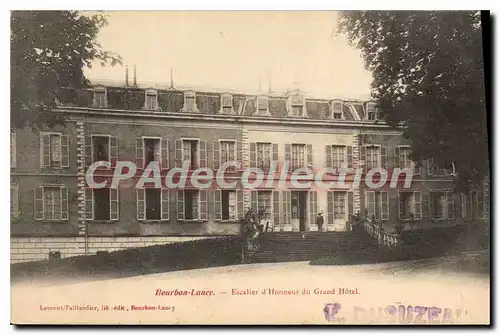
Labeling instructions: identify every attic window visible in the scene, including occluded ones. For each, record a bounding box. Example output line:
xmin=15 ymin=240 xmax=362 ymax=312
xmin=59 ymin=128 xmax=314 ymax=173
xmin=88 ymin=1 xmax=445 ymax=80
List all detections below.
xmin=144 ymin=89 xmax=158 ymax=110
xmin=93 ymin=87 xmax=107 ymax=108
xmin=366 ymin=102 xmax=378 ymax=120
xmin=332 ymin=101 xmax=343 ymax=120
xmin=183 ymin=91 xmax=199 ymax=113
xmin=288 ymin=93 xmax=306 ymax=117
xmin=256 ymin=96 xmax=269 ymax=116
xmin=221 ymin=93 xmax=233 ymax=114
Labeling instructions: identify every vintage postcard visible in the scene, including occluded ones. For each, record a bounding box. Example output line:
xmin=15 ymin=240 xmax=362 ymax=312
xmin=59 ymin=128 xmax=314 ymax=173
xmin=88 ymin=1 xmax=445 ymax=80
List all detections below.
xmin=10 ymin=10 xmax=490 ymax=325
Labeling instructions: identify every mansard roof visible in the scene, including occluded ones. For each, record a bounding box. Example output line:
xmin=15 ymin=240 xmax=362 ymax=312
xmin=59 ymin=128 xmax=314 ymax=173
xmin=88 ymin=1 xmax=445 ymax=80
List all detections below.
xmin=57 ymin=81 xmax=376 ymax=122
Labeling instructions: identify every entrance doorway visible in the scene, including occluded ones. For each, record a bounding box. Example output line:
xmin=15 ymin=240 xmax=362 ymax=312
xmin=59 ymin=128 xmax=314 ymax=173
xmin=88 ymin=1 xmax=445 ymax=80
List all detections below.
xmin=291 ymin=191 xmax=308 ymax=231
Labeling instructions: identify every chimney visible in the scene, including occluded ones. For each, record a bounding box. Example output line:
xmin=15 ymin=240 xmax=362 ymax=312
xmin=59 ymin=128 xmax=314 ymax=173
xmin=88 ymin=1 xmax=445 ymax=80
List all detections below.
xmin=125 ymin=65 xmax=129 ymax=87
xmin=133 ymin=65 xmax=137 ymax=87
xmin=169 ymin=68 xmax=174 ymax=89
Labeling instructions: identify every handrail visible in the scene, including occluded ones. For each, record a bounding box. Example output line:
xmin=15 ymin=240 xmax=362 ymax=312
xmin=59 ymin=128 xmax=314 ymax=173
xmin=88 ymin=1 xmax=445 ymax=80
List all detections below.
xmin=362 ymin=219 xmax=401 ymax=248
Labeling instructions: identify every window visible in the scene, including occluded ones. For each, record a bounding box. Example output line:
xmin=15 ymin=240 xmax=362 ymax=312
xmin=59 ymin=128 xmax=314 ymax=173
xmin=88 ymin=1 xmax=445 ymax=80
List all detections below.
xmin=365 ymin=145 xmax=380 ymax=170
xmin=11 ymin=184 xmax=18 ymax=221
xmin=221 ymin=94 xmax=233 ymax=114
xmin=220 ymin=141 xmax=236 ymax=165
xmin=365 ymin=191 xmax=389 ymax=221
xmin=93 ymin=87 xmax=107 ymax=108
xmin=183 ymin=140 xmax=199 ymax=169
xmin=398 ymin=147 xmax=412 ymax=169
xmin=399 ymin=191 xmax=422 ymax=220
xmin=256 ymin=96 xmax=269 ymax=115
xmin=35 ymin=185 xmax=68 ymax=221
xmin=85 ymin=188 xmax=119 ymax=221
xmin=144 ymin=138 xmax=161 ymax=167
xmin=93 ymin=136 xmax=109 ymax=162
xmin=41 ymin=132 xmax=69 ymax=168
xmin=427 ymin=158 xmax=456 ymax=176
xmin=11 ymin=131 xmax=16 ymax=168
xmin=333 ymin=192 xmax=346 ymax=219
xmin=145 ymin=89 xmax=158 ymax=110
xmin=94 ymin=188 xmax=111 ymax=220
xmin=289 ymin=93 xmax=305 ymax=117
xmin=461 ymin=191 xmax=485 ymax=220
xmin=331 ymin=145 xmax=346 ymax=169
xmin=366 ymin=102 xmax=378 ymax=120
xmin=184 ymin=190 xmax=199 ymax=220
xmin=291 ymin=144 xmax=306 ymax=170
xmin=257 ymin=191 xmax=272 ymax=220
xmin=137 ymin=188 xmax=169 ymax=221
xmin=145 ymin=188 xmax=161 ymax=220
xmin=183 ymin=91 xmax=199 ymax=112
xmin=222 ymin=190 xmax=237 ymax=220
xmin=332 ymin=101 xmax=343 ymax=120
xmin=257 ymin=142 xmax=271 ymax=171
xmin=430 ymin=192 xmax=447 ymax=220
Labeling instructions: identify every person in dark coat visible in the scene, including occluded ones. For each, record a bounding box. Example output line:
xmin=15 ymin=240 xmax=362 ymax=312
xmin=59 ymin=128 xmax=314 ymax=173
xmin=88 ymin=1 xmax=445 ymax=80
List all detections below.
xmin=316 ymin=213 xmax=324 ymax=232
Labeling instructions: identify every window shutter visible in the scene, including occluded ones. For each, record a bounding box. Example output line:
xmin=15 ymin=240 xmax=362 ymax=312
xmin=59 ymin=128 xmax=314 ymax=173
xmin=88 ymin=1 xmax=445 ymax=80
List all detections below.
xmin=200 ymin=190 xmax=207 ymax=220
xmin=281 ymin=190 xmax=291 ymax=225
xmin=199 ymin=140 xmax=207 ymax=168
xmin=251 ymin=191 xmax=258 ymax=212
xmin=161 ymin=139 xmax=169 ymax=170
xmin=237 ymin=189 xmax=244 ymax=220
xmin=168 ymin=140 xmax=175 ymax=169
xmin=161 ymin=189 xmax=170 ymax=221
xmin=360 ymin=145 xmax=366 ymax=171
xmin=309 ymin=191 xmax=317 ymax=228
xmin=61 ymin=186 xmax=68 ymax=220
xmin=85 ymin=135 xmax=92 ymax=167
xmin=42 ymin=134 xmax=51 ymax=167
xmin=85 ymin=187 xmax=93 ymax=221
xmin=11 ymin=131 xmax=16 ymax=168
xmin=110 ymin=136 xmax=118 ymax=167
xmin=414 ymin=191 xmax=422 ymax=220
xmin=11 ymin=184 xmax=19 ymax=221
xmin=460 ymin=193 xmax=467 ymax=219
xmin=381 ymin=146 xmax=387 ymax=169
xmin=213 ymin=141 xmax=220 ymax=170
xmin=272 ymin=143 xmax=278 ymax=163
xmin=327 ymin=191 xmax=334 ymax=226
xmin=173 ymin=139 xmax=182 ymax=168
xmin=285 ymin=144 xmax=291 ymax=168
xmin=61 ymin=135 xmax=69 ymax=168
xmin=109 ymin=188 xmax=119 ymax=220
xmin=136 ymin=188 xmax=145 ymax=220
xmin=414 ymin=160 xmax=422 ymax=175
xmin=214 ymin=189 xmax=222 ymax=221
xmin=429 ymin=193 xmax=435 ymax=219
xmin=423 ymin=194 xmax=430 ymax=219
xmin=366 ymin=191 xmax=375 ymax=219
xmin=394 ymin=147 xmax=400 ymax=170
xmin=236 ymin=141 xmax=243 ymax=169
xmin=347 ymin=146 xmax=353 ymax=169
xmin=136 ymin=137 xmax=144 ymax=169
xmin=176 ymin=190 xmax=185 ymax=221
xmin=381 ymin=191 xmax=389 ymax=220
xmin=34 ymin=186 xmax=44 ymax=220
xmin=447 ymin=192 xmax=455 ymax=219
xmin=307 ymin=144 xmax=313 ymax=167
xmin=325 ymin=145 xmax=332 ymax=168
xmin=347 ymin=191 xmax=354 ymax=218
xmin=273 ymin=191 xmax=280 ymax=227
xmin=249 ymin=142 xmax=256 ymax=168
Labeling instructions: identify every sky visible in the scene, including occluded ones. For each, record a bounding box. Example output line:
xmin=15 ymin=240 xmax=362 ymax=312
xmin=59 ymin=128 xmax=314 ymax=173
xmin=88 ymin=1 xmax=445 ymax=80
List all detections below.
xmin=84 ymin=11 xmax=373 ymax=100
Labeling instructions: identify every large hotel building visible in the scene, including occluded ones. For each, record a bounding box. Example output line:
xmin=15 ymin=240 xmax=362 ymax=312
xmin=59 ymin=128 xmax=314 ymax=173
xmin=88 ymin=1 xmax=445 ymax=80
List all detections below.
xmin=10 ymin=77 xmax=489 ymax=263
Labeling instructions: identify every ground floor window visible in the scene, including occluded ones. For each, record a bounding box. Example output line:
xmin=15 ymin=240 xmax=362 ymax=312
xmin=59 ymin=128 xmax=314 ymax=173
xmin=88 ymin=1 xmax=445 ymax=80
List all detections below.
xmin=365 ymin=191 xmax=389 ymax=221
xmin=428 ymin=191 xmax=454 ymax=220
xmin=35 ymin=185 xmax=69 ymax=221
xmin=257 ymin=191 xmax=272 ymax=220
xmin=86 ymin=187 xmax=119 ymax=221
xmin=399 ymin=191 xmax=422 ymax=220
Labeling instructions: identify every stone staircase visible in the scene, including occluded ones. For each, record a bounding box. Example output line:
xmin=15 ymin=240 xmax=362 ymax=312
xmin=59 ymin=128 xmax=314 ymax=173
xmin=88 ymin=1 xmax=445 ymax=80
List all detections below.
xmin=248 ymin=230 xmax=379 ymax=263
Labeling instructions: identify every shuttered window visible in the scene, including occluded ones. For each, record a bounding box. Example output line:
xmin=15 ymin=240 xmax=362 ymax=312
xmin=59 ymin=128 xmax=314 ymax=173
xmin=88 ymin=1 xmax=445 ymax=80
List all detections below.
xmin=365 ymin=191 xmax=389 ymax=221
xmin=11 ymin=184 xmax=18 ymax=221
xmin=35 ymin=185 xmax=69 ymax=221
xmin=41 ymin=132 xmax=69 ymax=168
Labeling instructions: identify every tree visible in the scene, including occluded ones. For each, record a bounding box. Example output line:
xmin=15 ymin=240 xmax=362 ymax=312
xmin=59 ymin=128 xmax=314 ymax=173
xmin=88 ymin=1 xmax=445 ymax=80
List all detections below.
xmin=338 ymin=11 xmax=488 ymax=190
xmin=11 ymin=11 xmax=122 ymax=130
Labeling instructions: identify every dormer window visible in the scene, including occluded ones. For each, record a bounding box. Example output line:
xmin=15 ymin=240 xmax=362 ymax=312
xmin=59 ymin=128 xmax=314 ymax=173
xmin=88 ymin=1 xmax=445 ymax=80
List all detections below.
xmin=144 ymin=89 xmax=158 ymax=110
xmin=256 ymin=96 xmax=269 ymax=116
xmin=366 ymin=102 xmax=378 ymax=120
xmin=288 ymin=92 xmax=307 ymax=117
xmin=93 ymin=87 xmax=107 ymax=108
xmin=220 ymin=93 xmax=233 ymax=114
xmin=332 ymin=101 xmax=343 ymax=120
xmin=183 ymin=91 xmax=199 ymax=113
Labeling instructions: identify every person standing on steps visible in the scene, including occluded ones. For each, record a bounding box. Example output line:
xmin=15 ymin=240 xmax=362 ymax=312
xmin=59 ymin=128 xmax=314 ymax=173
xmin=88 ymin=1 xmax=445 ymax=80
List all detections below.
xmin=316 ymin=212 xmax=324 ymax=232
